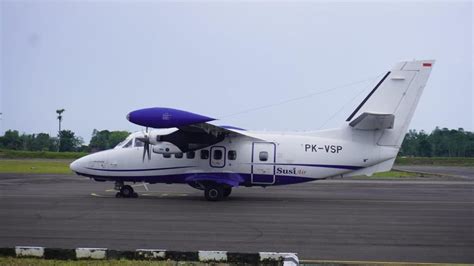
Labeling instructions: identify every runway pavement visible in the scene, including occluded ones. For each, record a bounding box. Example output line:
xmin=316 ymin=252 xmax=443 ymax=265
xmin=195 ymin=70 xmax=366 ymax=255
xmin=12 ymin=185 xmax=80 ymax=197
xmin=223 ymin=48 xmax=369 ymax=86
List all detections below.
xmin=0 ymin=172 xmax=472 ymax=263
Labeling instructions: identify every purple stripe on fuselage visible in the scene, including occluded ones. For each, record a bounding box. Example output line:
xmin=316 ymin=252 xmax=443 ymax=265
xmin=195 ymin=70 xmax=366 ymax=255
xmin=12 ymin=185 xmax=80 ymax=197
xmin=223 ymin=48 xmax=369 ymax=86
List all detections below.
xmin=251 ymin=163 xmax=363 ymax=170
xmin=85 ymin=163 xmax=362 ymax=172
xmin=75 ymin=172 xmax=317 ymax=186
xmin=85 ymin=166 xmax=196 ymax=172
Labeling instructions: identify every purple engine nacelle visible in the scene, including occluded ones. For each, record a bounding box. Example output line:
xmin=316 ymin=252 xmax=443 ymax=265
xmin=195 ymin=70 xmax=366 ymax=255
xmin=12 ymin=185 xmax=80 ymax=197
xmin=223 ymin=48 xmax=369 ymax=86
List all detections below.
xmin=127 ymin=107 xmax=215 ymax=128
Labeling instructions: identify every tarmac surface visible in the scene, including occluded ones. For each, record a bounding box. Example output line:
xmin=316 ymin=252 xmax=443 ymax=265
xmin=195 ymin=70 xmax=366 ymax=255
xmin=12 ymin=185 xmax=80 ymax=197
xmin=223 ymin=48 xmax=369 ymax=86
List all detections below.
xmin=0 ymin=171 xmax=473 ymax=263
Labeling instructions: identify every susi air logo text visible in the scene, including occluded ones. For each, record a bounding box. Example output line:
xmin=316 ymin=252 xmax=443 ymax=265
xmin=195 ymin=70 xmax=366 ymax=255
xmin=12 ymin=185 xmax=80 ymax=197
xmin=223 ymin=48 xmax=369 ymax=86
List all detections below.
xmin=276 ymin=167 xmax=307 ymax=175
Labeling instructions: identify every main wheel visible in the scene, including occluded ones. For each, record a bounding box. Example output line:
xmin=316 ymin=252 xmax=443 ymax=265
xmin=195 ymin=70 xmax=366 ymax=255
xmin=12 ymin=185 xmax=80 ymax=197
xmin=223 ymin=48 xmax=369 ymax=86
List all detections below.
xmin=204 ymin=184 xmax=224 ymax=201
xmin=120 ymin=185 xmax=134 ymax=198
xmin=223 ymin=187 xmax=232 ymax=198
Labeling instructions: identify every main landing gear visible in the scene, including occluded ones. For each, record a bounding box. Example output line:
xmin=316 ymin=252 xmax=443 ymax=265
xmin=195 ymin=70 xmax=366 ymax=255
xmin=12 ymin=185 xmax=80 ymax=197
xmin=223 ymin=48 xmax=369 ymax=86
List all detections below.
xmin=204 ymin=183 xmax=232 ymax=201
xmin=115 ymin=181 xmax=138 ymax=198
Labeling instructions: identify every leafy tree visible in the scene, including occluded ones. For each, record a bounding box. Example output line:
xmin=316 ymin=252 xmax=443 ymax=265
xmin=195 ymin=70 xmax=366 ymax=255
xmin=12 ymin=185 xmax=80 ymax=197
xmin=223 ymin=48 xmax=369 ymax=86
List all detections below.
xmin=59 ymin=130 xmax=82 ymax=152
xmin=0 ymin=130 xmax=22 ymax=150
xmin=34 ymin=133 xmax=53 ymax=151
xmin=109 ymin=131 xmax=130 ymax=147
xmin=89 ymin=129 xmax=129 ymax=151
xmin=89 ymin=129 xmax=110 ymax=151
xmin=400 ymin=129 xmax=418 ymax=156
xmin=399 ymin=127 xmax=474 ymax=157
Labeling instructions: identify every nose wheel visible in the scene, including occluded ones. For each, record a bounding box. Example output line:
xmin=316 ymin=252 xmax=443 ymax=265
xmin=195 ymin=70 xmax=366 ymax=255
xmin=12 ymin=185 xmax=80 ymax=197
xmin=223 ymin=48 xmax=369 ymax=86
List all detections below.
xmin=115 ymin=184 xmax=138 ymax=198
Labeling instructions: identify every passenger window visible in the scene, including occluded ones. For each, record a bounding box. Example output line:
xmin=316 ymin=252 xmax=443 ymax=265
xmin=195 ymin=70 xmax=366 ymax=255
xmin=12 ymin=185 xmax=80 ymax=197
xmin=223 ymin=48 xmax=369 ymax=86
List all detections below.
xmin=135 ymin=139 xmax=144 ymax=147
xmin=186 ymin=151 xmax=195 ymax=159
xmin=123 ymin=139 xmax=133 ymax=148
xmin=163 ymin=153 xmax=171 ymax=158
xmin=259 ymin=151 xmax=268 ymax=161
xmin=228 ymin=150 xmax=237 ymax=160
xmin=175 ymin=153 xmax=183 ymax=159
xmin=213 ymin=150 xmax=223 ymax=160
xmin=200 ymin=150 xmax=209 ymax=159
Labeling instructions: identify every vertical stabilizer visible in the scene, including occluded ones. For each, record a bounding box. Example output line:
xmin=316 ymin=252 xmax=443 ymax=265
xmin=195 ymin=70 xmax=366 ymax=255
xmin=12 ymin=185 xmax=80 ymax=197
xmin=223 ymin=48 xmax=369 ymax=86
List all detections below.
xmin=347 ymin=60 xmax=435 ymax=147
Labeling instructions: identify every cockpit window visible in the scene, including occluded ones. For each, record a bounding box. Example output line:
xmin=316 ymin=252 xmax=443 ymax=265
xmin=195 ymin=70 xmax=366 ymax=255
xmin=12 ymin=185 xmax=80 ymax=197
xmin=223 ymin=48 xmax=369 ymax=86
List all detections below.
xmin=123 ymin=139 xmax=133 ymax=148
xmin=115 ymin=139 xmax=128 ymax=148
xmin=134 ymin=138 xmax=145 ymax=147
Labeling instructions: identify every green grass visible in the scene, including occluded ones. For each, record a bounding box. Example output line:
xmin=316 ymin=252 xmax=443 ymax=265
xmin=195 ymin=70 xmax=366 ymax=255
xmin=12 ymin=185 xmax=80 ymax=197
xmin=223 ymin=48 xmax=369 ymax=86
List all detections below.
xmin=356 ymin=170 xmax=420 ymax=179
xmin=0 ymin=149 xmax=87 ymax=159
xmin=0 ymin=159 xmax=73 ymax=174
xmin=395 ymin=157 xmax=474 ymax=166
xmin=0 ymin=257 xmax=183 ymax=266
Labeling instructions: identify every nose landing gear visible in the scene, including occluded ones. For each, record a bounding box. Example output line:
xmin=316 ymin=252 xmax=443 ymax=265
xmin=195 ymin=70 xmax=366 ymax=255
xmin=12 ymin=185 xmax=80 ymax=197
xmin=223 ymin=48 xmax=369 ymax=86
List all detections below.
xmin=114 ymin=181 xmax=138 ymax=198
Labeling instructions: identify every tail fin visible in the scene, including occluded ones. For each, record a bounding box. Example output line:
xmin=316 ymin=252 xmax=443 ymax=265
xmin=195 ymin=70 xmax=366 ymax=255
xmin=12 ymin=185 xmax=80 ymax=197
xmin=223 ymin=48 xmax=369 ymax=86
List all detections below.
xmin=347 ymin=60 xmax=435 ymax=147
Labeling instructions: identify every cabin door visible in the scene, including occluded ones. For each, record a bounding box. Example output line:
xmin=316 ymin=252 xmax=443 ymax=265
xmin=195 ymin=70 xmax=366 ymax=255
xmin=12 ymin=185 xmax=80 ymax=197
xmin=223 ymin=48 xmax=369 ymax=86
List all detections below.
xmin=210 ymin=146 xmax=226 ymax=168
xmin=251 ymin=142 xmax=276 ymax=185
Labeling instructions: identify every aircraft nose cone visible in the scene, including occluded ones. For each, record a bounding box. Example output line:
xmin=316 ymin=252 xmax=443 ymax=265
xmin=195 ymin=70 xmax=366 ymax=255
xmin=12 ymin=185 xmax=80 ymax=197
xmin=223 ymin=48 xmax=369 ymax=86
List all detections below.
xmin=70 ymin=158 xmax=84 ymax=173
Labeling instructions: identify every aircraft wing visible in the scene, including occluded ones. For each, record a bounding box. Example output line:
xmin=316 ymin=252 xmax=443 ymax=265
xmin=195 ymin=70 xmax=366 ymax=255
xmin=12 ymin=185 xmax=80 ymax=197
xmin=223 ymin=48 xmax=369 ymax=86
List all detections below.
xmin=349 ymin=112 xmax=395 ymax=130
xmin=127 ymin=107 xmax=260 ymax=152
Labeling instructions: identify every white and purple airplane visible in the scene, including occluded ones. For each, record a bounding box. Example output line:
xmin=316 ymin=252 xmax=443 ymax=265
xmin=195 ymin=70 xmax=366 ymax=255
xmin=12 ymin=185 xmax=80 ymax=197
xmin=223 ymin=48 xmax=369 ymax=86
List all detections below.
xmin=70 ymin=60 xmax=434 ymax=201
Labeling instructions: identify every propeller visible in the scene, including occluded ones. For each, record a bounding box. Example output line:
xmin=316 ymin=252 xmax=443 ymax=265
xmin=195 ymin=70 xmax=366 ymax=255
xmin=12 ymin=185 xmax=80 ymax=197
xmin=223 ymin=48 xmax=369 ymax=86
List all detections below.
xmin=136 ymin=127 xmax=151 ymax=162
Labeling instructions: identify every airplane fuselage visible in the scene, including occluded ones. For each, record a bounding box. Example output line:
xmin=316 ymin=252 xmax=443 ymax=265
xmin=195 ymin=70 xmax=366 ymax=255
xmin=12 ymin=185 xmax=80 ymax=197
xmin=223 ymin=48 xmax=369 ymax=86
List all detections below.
xmin=71 ymin=130 xmax=397 ymax=187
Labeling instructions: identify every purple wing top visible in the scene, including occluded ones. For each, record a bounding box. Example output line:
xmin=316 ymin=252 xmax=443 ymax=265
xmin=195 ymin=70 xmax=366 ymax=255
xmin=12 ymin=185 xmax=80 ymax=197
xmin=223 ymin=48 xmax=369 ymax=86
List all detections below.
xmin=127 ymin=107 xmax=215 ymax=128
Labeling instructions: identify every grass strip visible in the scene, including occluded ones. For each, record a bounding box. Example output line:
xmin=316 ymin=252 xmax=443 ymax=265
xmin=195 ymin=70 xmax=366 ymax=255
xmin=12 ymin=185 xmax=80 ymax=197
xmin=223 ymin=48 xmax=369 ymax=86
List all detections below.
xmin=0 ymin=159 xmax=73 ymax=174
xmin=395 ymin=157 xmax=474 ymax=166
xmin=350 ymin=170 xmax=420 ymax=179
xmin=0 ymin=257 xmax=179 ymax=266
xmin=0 ymin=149 xmax=87 ymax=159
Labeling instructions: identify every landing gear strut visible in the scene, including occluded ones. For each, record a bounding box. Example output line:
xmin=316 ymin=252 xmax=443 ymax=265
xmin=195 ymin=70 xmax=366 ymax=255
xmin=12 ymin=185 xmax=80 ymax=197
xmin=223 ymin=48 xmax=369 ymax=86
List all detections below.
xmin=115 ymin=181 xmax=138 ymax=198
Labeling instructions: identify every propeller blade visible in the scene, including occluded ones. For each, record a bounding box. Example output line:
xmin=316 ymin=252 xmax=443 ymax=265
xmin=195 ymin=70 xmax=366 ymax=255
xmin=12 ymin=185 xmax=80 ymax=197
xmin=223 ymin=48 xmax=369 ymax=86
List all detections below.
xmin=140 ymin=128 xmax=152 ymax=162
xmin=145 ymin=142 xmax=151 ymax=160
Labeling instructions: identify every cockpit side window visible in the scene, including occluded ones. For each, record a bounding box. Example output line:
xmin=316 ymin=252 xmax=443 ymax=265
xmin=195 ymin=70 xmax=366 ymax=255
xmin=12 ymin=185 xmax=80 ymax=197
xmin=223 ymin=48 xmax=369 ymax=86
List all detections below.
xmin=134 ymin=138 xmax=145 ymax=147
xmin=123 ymin=139 xmax=133 ymax=148
xmin=114 ymin=139 xmax=128 ymax=148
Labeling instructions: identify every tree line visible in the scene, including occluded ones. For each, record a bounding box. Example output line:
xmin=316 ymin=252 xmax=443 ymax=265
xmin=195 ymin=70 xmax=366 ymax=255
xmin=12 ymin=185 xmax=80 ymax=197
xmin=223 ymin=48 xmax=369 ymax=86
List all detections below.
xmin=0 ymin=127 xmax=473 ymax=157
xmin=0 ymin=129 xmax=129 ymax=152
xmin=399 ymin=127 xmax=474 ymax=157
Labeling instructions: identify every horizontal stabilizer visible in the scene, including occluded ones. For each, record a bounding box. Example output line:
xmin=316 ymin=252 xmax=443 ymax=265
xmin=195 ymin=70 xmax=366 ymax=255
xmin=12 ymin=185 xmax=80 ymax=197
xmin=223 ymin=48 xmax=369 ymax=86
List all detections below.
xmin=349 ymin=112 xmax=395 ymax=130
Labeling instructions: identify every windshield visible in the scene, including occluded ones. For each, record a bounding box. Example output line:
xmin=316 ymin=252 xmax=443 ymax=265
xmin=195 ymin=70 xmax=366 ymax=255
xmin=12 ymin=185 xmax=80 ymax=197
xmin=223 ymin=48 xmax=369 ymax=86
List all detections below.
xmin=134 ymin=138 xmax=145 ymax=147
xmin=114 ymin=139 xmax=129 ymax=148
xmin=122 ymin=139 xmax=133 ymax=148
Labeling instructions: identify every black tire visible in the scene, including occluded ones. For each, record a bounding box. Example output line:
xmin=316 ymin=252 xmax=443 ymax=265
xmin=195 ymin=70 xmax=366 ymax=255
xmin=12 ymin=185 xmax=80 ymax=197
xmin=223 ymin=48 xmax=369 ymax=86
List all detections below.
xmin=115 ymin=192 xmax=122 ymax=198
xmin=204 ymin=184 xmax=224 ymax=201
xmin=120 ymin=185 xmax=134 ymax=198
xmin=132 ymin=192 xmax=139 ymax=198
xmin=223 ymin=187 xmax=232 ymax=198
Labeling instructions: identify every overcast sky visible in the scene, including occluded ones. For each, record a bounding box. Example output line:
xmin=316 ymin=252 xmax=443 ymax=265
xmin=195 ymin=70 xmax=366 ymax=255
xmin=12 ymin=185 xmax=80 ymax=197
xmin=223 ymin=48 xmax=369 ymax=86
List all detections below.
xmin=1 ymin=1 xmax=472 ymax=143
